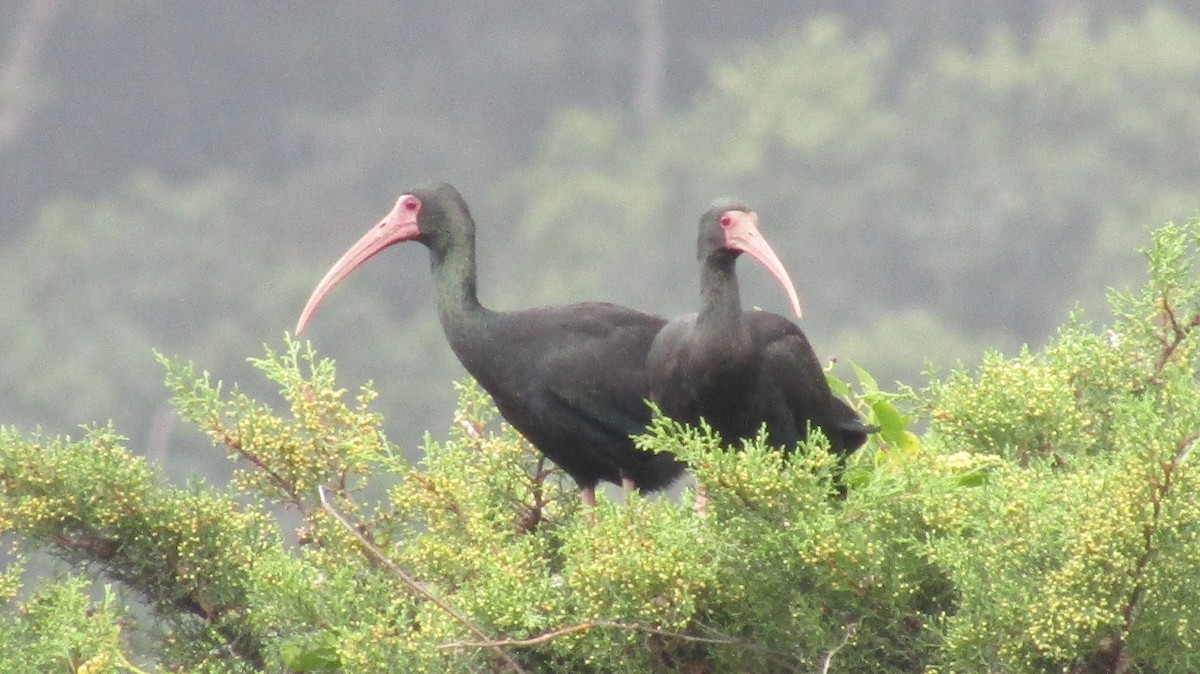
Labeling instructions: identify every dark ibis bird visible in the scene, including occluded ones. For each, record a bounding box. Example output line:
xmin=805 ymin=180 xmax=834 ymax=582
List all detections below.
xmin=646 ymin=200 xmax=870 ymax=461
xmin=296 ymin=183 xmax=684 ymax=506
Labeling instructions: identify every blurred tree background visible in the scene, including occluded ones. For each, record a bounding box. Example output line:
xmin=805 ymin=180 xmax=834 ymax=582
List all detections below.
xmin=2 ymin=1 xmax=1199 ymax=477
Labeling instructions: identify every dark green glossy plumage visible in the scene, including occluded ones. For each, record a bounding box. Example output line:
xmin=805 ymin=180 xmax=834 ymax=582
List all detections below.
xmin=647 ymin=201 xmax=870 ymax=456
xmin=409 ymin=184 xmax=686 ymax=494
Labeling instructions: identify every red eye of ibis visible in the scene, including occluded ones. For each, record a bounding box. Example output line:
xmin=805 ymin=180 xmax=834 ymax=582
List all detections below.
xmin=719 ymin=213 xmax=733 ymax=228
xmin=402 ymin=195 xmax=421 ymax=211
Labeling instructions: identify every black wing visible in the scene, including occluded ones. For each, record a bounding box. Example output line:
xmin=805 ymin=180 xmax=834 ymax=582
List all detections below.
xmin=746 ymin=312 xmax=844 ymax=455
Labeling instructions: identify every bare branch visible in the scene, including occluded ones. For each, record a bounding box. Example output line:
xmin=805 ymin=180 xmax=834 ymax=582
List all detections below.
xmin=439 ymin=618 xmax=797 ymax=664
xmin=439 ymin=620 xmax=600 ymax=649
xmin=819 ymin=620 xmax=861 ymax=674
xmin=1175 ymin=429 xmax=1199 ymax=467
xmin=317 ymin=487 xmax=528 ymax=674
xmin=458 ymin=416 xmax=484 ymax=441
xmin=1152 ymin=293 xmax=1200 ymax=374
xmin=216 ymin=428 xmax=305 ymax=511
xmin=1111 ymin=429 xmax=1200 ymax=670
xmin=438 ymin=619 xmax=744 ymax=649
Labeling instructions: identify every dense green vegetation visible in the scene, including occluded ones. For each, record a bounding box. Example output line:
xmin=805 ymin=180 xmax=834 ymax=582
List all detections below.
xmin=1 ymin=216 xmax=1197 ymax=672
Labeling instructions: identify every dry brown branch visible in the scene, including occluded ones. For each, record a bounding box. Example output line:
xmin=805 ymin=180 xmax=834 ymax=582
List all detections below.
xmin=1110 ymin=429 xmax=1200 ymax=671
xmin=1152 ymin=292 xmax=1200 ymax=374
xmin=317 ymin=486 xmax=528 ymax=674
xmin=216 ymin=428 xmax=305 ymax=510
xmin=438 ymin=617 xmax=796 ymax=664
xmin=439 ymin=620 xmax=601 ymax=650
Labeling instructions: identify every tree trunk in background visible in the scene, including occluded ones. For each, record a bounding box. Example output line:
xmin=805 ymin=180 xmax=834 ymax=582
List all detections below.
xmin=0 ymin=0 xmax=60 ymax=150
xmin=634 ymin=0 xmax=665 ymax=135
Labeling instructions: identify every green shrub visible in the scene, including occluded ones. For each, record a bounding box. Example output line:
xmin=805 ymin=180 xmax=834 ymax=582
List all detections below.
xmin=2 ymin=217 xmax=1200 ymax=672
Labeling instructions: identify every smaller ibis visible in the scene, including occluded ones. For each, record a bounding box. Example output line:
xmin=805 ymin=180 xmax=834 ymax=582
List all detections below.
xmin=646 ymin=200 xmax=870 ymax=462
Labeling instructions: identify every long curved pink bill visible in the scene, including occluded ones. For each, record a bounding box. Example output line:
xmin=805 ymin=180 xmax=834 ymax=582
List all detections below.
xmin=727 ymin=212 xmax=803 ymax=319
xmin=295 ymin=196 xmax=421 ymax=334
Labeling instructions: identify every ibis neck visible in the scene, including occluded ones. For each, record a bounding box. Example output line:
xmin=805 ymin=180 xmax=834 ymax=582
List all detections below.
xmin=429 ymin=236 xmax=492 ymax=336
xmin=697 ymin=253 xmax=746 ymax=339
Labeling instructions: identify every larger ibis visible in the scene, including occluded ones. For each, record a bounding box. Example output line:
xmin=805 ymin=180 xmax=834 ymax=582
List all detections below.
xmin=646 ymin=200 xmax=870 ymax=462
xmin=296 ymin=183 xmax=684 ymax=506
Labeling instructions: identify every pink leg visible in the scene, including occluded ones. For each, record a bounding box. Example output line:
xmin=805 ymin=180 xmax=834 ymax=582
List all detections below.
xmin=581 ymin=487 xmax=598 ymax=525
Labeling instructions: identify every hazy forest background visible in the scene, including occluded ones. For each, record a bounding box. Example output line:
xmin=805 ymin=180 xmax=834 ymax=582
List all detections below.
xmin=4 ymin=0 xmax=1200 ymax=481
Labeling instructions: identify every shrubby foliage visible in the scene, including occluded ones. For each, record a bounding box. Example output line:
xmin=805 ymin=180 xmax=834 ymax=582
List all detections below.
xmin=917 ymin=219 xmax=1200 ymax=671
xmin=1 ymin=216 xmax=1199 ymax=672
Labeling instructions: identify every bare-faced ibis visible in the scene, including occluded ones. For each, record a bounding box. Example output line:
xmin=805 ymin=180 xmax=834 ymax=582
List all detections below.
xmin=296 ymin=183 xmax=684 ymax=506
xmin=646 ymin=200 xmax=871 ymax=462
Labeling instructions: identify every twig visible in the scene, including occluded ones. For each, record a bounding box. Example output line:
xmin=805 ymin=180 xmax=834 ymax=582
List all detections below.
xmin=689 ymin=620 xmax=806 ymax=666
xmin=819 ymin=620 xmax=860 ymax=674
xmin=1112 ymin=430 xmax=1199 ymax=670
xmin=439 ymin=620 xmax=601 ymax=649
xmin=439 ymin=618 xmax=784 ymax=655
xmin=515 ymin=455 xmax=551 ymax=533
xmin=1152 ymin=293 xmax=1200 ymax=374
xmin=1175 ymin=429 xmax=1199 ymax=467
xmin=317 ymin=487 xmax=528 ymax=674
xmin=458 ymin=417 xmax=484 ymax=441
xmin=216 ymin=428 xmax=305 ymax=511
